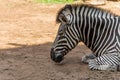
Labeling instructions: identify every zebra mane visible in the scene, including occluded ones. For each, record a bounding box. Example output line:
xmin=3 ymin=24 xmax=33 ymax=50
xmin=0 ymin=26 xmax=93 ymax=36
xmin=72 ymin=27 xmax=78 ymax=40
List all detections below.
xmin=56 ymin=4 xmax=119 ymax=23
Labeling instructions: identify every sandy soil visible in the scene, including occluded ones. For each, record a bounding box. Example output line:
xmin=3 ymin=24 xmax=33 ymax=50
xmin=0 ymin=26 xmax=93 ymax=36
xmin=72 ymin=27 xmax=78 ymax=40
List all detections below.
xmin=0 ymin=0 xmax=120 ymax=80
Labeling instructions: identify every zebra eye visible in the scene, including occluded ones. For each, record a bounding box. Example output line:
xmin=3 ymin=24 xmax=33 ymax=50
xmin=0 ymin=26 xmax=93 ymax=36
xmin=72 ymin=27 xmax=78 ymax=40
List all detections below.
xmin=58 ymin=30 xmax=64 ymax=35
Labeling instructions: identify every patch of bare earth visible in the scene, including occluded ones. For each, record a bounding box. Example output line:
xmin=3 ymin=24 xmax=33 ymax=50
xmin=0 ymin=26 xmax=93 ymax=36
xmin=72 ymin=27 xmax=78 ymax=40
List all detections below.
xmin=0 ymin=0 xmax=119 ymax=80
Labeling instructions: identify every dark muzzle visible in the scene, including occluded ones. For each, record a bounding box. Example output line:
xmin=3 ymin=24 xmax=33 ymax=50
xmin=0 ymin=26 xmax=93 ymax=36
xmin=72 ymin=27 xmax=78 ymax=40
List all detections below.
xmin=50 ymin=48 xmax=64 ymax=63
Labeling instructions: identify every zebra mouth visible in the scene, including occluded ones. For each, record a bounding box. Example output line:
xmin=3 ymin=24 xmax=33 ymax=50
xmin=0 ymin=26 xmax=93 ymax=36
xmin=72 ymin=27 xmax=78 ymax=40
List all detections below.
xmin=50 ymin=48 xmax=64 ymax=63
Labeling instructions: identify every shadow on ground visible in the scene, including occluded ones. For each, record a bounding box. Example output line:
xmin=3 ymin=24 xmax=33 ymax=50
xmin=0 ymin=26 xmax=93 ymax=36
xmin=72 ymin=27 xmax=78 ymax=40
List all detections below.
xmin=0 ymin=42 xmax=119 ymax=80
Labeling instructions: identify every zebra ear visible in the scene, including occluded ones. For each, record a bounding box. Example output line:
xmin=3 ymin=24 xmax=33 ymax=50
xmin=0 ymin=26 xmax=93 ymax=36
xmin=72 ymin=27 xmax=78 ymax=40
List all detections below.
xmin=59 ymin=13 xmax=71 ymax=24
xmin=64 ymin=4 xmax=72 ymax=10
xmin=56 ymin=4 xmax=72 ymax=24
xmin=59 ymin=14 xmax=68 ymax=23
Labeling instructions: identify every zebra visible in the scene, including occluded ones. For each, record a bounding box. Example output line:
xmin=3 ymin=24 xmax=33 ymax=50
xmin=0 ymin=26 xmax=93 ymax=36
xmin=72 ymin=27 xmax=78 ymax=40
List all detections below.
xmin=50 ymin=4 xmax=120 ymax=71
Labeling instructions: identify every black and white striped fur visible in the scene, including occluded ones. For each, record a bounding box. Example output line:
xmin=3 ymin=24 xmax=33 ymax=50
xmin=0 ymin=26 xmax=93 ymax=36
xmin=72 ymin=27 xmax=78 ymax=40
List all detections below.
xmin=50 ymin=4 xmax=120 ymax=71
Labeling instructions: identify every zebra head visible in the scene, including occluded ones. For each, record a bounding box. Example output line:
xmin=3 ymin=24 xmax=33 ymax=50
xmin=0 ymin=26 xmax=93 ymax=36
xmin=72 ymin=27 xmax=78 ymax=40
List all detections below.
xmin=51 ymin=4 xmax=81 ymax=63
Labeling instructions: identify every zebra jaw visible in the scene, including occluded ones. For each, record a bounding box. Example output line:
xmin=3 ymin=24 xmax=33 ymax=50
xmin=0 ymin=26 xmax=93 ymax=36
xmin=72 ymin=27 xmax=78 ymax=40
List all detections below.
xmin=50 ymin=48 xmax=64 ymax=63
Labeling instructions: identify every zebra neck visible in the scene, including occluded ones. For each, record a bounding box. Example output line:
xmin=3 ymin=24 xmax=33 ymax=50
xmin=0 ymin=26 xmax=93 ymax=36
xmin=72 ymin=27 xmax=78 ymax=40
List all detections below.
xmin=79 ymin=15 xmax=112 ymax=52
xmin=79 ymin=16 xmax=99 ymax=51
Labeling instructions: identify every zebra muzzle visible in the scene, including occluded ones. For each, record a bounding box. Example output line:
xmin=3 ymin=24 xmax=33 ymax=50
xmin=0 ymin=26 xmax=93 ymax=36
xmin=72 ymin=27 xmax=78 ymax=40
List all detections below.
xmin=50 ymin=48 xmax=64 ymax=63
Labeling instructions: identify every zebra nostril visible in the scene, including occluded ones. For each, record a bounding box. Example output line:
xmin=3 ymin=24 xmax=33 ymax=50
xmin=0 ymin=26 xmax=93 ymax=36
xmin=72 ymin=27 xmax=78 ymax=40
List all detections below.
xmin=55 ymin=53 xmax=64 ymax=63
xmin=50 ymin=48 xmax=64 ymax=63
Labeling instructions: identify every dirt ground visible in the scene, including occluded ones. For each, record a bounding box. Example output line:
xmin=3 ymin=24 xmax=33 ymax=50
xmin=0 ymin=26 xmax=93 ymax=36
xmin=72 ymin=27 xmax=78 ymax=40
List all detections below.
xmin=0 ymin=0 xmax=120 ymax=80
